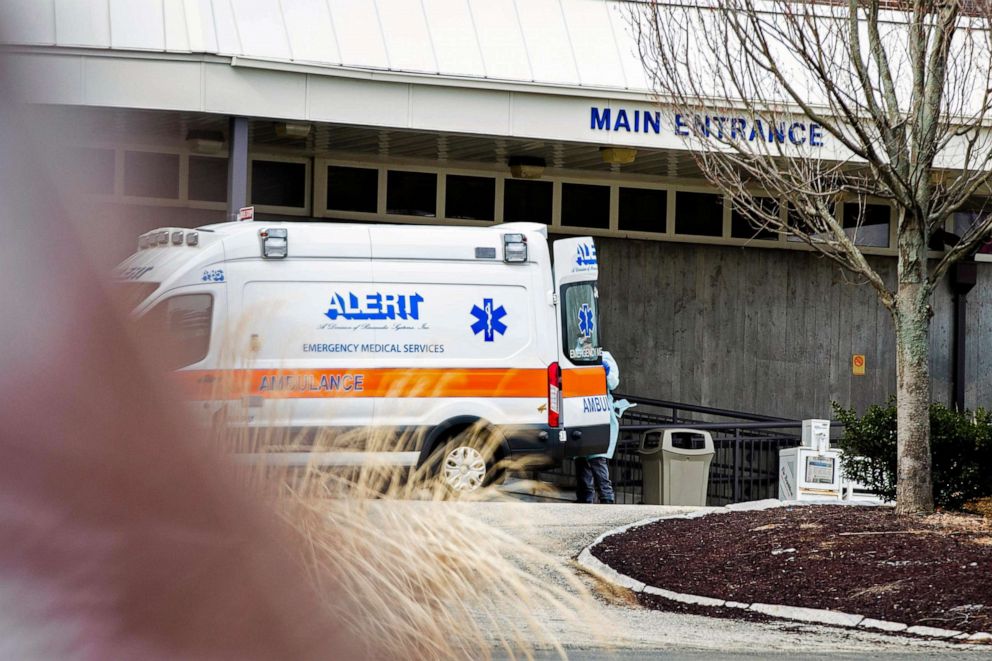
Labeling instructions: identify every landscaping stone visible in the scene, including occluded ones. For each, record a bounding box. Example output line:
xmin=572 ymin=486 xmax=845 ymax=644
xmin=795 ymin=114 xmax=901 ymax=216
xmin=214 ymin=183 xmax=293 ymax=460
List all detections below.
xmin=749 ymin=603 xmax=863 ymax=627
xmin=642 ymin=585 xmax=725 ymax=607
xmin=905 ymin=625 xmax=963 ymax=639
xmin=858 ymin=618 xmax=908 ymax=633
xmin=724 ymin=499 xmax=788 ymax=512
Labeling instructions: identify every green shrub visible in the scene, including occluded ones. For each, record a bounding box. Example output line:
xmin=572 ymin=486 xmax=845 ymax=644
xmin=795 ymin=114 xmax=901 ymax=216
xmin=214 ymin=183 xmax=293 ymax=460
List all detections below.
xmin=833 ymin=399 xmax=992 ymax=510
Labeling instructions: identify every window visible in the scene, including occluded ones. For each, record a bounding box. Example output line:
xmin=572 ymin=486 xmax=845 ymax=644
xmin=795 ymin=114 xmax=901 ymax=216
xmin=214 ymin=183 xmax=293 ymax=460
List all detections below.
xmin=124 ymin=151 xmax=180 ymax=199
xmin=251 ymin=160 xmax=307 ymax=208
xmin=675 ymin=192 xmax=723 ymax=237
xmin=952 ymin=200 xmax=992 ymax=255
xmin=189 ymin=156 xmax=228 ymax=203
xmin=327 ymin=165 xmax=378 ymax=213
xmin=387 ymin=170 xmax=437 ymax=216
xmin=731 ymin=197 xmax=779 ymax=240
xmin=445 ymin=175 xmax=495 ymax=221
xmin=619 ymin=187 xmax=666 ymax=233
xmin=136 ymin=294 xmax=213 ymax=370
xmin=563 ymin=282 xmax=601 ymax=364
xmin=787 ymin=202 xmax=837 ymax=242
xmin=69 ymin=147 xmax=115 ymax=195
xmin=843 ymin=202 xmax=891 ymax=247
xmin=113 ymin=281 xmax=159 ymax=312
xmin=561 ymin=183 xmax=610 ymax=229
xmin=503 ymin=179 xmax=552 ymax=224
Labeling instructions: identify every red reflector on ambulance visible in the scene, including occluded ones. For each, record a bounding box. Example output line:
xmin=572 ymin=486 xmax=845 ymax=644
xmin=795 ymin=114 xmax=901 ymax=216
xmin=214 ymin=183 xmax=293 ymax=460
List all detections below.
xmin=547 ymin=362 xmax=561 ymax=428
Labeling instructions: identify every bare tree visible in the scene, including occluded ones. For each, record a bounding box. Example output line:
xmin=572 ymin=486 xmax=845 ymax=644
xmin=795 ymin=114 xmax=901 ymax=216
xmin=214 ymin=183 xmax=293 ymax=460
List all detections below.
xmin=629 ymin=0 xmax=992 ymax=513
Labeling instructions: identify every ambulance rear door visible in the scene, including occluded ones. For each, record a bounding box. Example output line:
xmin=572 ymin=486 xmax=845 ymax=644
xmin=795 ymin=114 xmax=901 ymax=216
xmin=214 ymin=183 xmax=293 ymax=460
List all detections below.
xmin=551 ymin=237 xmax=610 ymax=456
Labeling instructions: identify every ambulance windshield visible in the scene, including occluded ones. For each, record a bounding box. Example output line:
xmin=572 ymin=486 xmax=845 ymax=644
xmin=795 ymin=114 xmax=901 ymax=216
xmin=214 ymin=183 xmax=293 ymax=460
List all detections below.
xmin=113 ymin=281 xmax=159 ymax=312
xmin=563 ymin=283 xmax=601 ymax=363
xmin=135 ymin=293 xmax=213 ymax=370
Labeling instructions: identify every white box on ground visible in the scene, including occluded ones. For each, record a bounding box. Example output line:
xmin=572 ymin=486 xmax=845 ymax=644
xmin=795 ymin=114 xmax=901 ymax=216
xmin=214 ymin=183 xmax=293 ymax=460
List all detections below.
xmin=779 ymin=446 xmax=843 ymax=501
xmin=842 ymin=472 xmax=888 ymax=504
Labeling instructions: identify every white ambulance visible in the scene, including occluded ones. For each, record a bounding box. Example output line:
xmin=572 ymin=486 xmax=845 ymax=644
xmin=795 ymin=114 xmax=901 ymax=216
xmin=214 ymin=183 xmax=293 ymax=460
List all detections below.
xmin=115 ymin=221 xmax=611 ymax=490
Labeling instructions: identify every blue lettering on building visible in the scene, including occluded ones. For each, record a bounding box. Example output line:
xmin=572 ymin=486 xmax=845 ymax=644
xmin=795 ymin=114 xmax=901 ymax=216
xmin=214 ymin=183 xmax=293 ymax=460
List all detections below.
xmin=644 ymin=111 xmax=661 ymax=134
xmin=614 ymin=108 xmax=631 ymax=132
xmin=325 ymin=292 xmax=423 ymax=321
xmin=591 ymin=107 xmax=611 ymax=130
xmin=591 ymin=106 xmax=825 ymax=147
xmin=810 ymin=123 xmax=824 ymax=147
xmin=788 ymin=122 xmax=806 ymax=145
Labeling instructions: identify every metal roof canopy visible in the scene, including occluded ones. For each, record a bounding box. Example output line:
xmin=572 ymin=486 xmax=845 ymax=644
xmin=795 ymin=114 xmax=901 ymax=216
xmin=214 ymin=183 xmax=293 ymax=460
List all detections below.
xmin=0 ymin=0 xmax=649 ymax=94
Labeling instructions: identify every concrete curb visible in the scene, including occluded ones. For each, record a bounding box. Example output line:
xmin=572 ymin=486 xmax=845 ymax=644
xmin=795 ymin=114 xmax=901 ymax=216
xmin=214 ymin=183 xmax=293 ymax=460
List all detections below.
xmin=575 ymin=500 xmax=992 ymax=644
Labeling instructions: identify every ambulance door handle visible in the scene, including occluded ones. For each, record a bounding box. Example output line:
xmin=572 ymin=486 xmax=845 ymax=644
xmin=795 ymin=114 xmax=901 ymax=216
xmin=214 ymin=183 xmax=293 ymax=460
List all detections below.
xmin=571 ymin=430 xmax=582 ymax=440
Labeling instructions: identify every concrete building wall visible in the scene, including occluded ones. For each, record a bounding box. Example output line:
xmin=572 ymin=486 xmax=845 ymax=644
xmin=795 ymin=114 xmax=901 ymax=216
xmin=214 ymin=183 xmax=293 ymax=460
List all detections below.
xmin=595 ymin=237 xmax=992 ymax=419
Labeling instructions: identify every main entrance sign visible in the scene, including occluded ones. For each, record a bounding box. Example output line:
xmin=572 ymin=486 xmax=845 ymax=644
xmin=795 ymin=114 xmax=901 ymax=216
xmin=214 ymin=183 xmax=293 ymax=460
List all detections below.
xmin=589 ymin=106 xmax=825 ymax=147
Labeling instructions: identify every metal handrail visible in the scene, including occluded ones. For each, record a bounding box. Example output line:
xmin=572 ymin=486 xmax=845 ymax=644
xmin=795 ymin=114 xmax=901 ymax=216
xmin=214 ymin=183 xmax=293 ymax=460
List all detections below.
xmin=620 ymin=420 xmax=841 ymax=432
xmin=614 ymin=393 xmax=797 ymax=423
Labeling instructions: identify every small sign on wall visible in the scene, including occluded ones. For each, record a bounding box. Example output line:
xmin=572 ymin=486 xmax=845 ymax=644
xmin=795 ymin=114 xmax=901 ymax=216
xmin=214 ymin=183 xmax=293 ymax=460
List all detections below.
xmin=852 ymin=354 xmax=866 ymax=376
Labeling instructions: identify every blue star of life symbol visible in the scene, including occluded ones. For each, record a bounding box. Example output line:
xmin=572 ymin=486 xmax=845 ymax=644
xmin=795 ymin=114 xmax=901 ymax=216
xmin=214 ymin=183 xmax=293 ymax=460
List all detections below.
xmin=578 ymin=303 xmax=594 ymax=338
xmin=470 ymin=298 xmax=508 ymax=342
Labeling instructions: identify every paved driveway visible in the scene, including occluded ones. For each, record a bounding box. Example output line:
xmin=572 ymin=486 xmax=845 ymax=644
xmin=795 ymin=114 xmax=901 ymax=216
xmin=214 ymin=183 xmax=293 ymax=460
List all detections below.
xmin=464 ymin=498 xmax=992 ymax=659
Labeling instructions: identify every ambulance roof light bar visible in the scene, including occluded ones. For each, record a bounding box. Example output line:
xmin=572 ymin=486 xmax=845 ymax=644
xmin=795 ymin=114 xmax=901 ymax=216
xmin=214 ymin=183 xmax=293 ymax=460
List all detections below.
xmin=503 ymin=233 xmax=528 ymax=263
xmin=138 ymin=229 xmax=200 ymax=250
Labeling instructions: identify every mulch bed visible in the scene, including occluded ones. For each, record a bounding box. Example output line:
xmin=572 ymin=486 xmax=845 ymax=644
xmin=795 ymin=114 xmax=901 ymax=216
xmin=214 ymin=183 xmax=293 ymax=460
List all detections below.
xmin=592 ymin=505 xmax=992 ymax=635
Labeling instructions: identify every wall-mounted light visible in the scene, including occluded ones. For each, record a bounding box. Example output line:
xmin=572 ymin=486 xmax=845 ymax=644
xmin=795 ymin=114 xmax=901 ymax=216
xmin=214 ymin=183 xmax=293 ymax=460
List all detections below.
xmin=600 ymin=147 xmax=637 ymax=165
xmin=274 ymin=122 xmax=312 ymax=140
xmin=185 ymin=129 xmax=226 ymax=154
xmin=508 ymin=155 xmax=546 ymax=179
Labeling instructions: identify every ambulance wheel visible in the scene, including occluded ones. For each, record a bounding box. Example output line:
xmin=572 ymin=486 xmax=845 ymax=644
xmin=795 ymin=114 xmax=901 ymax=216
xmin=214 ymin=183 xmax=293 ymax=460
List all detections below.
xmin=432 ymin=427 xmax=503 ymax=495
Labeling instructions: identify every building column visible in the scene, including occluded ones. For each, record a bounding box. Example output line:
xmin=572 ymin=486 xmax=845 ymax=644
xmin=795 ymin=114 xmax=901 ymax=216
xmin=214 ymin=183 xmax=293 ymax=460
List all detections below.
xmin=226 ymin=116 xmax=249 ymax=220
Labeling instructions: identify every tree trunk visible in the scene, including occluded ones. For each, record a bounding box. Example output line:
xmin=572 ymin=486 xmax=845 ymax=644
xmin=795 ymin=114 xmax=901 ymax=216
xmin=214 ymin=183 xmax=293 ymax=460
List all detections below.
xmin=893 ymin=282 xmax=934 ymax=515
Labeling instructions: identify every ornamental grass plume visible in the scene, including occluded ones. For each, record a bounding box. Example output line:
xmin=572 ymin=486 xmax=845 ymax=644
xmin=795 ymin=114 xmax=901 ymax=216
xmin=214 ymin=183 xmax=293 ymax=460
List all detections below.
xmin=221 ymin=371 xmax=600 ymax=660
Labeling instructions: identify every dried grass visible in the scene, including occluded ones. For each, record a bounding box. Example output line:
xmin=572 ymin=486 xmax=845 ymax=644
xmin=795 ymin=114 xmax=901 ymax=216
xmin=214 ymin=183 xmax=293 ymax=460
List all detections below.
xmin=212 ymin=361 xmax=603 ymax=660
xmin=963 ymin=497 xmax=992 ymax=521
xmin=849 ymin=580 xmax=906 ymax=599
xmin=923 ymin=512 xmax=992 ymax=534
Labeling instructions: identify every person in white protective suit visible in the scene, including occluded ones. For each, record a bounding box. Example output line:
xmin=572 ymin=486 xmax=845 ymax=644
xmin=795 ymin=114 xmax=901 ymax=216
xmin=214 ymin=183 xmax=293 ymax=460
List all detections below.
xmin=574 ymin=351 xmax=633 ymax=503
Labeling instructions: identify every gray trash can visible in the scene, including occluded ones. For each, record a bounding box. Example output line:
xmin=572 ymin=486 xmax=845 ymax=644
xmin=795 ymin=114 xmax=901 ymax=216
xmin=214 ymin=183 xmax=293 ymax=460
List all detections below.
xmin=638 ymin=429 xmax=715 ymax=506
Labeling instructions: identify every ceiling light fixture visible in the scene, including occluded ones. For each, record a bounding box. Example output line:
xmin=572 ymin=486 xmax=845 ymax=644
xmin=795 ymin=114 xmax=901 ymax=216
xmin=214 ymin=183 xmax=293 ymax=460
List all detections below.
xmin=185 ymin=129 xmax=226 ymax=154
xmin=600 ymin=147 xmax=637 ymax=165
xmin=508 ymin=155 xmax=546 ymax=179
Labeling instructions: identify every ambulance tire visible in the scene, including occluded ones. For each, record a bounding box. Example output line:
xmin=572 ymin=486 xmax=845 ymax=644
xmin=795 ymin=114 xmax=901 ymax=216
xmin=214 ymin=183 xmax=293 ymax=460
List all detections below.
xmin=430 ymin=425 xmax=505 ymax=496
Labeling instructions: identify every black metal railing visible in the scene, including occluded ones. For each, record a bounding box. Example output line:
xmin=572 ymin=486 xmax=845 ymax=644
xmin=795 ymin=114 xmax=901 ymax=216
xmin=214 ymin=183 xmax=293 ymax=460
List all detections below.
xmin=538 ymin=395 xmax=833 ymax=506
